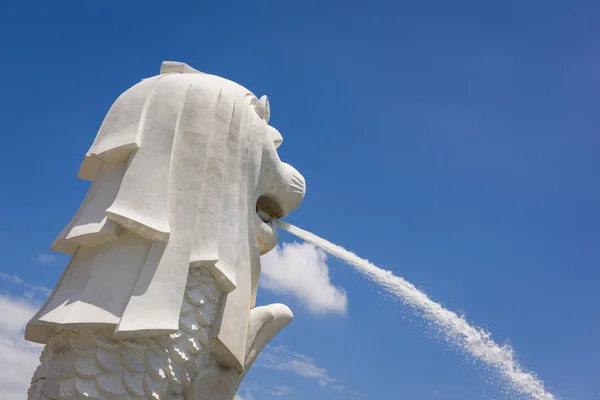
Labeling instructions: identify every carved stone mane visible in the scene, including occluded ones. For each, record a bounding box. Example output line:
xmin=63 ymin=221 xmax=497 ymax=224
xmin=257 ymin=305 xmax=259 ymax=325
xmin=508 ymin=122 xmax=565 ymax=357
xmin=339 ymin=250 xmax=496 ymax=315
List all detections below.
xmin=25 ymin=61 xmax=306 ymax=400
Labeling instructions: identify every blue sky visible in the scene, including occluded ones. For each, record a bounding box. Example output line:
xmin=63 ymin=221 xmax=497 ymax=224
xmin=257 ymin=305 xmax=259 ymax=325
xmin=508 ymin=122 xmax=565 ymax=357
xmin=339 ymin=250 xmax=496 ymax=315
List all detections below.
xmin=1 ymin=1 xmax=599 ymax=399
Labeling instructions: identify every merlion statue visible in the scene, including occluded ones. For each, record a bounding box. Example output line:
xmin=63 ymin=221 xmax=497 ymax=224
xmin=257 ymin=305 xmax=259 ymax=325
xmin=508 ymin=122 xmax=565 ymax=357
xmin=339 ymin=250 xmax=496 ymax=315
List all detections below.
xmin=25 ymin=61 xmax=306 ymax=400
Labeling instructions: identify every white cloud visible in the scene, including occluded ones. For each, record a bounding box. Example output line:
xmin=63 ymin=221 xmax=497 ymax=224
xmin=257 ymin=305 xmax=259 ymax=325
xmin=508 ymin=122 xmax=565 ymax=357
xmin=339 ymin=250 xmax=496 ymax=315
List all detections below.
xmin=36 ymin=252 xmax=58 ymax=264
xmin=257 ymin=346 xmax=339 ymax=388
xmin=264 ymin=385 xmax=293 ymax=397
xmin=0 ymin=294 xmax=44 ymax=400
xmin=260 ymin=242 xmax=348 ymax=315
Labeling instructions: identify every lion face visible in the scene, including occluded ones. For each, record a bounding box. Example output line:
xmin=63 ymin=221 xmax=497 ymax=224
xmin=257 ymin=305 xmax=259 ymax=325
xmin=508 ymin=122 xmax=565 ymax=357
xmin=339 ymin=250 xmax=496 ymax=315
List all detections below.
xmin=249 ymin=97 xmax=305 ymax=255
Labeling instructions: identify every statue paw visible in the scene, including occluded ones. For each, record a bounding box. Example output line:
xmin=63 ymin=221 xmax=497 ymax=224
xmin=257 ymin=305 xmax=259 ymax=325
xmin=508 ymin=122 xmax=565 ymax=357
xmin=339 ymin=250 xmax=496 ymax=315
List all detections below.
xmin=223 ymin=303 xmax=293 ymax=399
xmin=244 ymin=303 xmax=293 ymax=371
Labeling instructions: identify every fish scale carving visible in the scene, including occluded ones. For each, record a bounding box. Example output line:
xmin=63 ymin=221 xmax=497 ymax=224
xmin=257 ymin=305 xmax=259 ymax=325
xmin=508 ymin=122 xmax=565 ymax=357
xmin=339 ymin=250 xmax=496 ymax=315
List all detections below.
xmin=28 ymin=267 xmax=223 ymax=400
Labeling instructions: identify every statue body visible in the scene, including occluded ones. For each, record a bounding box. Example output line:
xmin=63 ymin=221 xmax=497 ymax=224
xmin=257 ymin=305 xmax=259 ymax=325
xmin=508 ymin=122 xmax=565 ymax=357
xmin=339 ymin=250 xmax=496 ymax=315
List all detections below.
xmin=25 ymin=62 xmax=305 ymax=400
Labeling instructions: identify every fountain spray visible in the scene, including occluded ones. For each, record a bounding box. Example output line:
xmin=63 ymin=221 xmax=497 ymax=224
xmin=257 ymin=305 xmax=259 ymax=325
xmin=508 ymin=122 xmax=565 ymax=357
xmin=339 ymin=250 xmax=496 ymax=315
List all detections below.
xmin=276 ymin=219 xmax=556 ymax=400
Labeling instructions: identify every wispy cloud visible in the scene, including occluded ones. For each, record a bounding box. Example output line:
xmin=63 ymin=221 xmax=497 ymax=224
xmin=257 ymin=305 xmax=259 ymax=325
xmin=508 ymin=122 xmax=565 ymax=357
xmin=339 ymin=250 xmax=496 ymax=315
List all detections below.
xmin=264 ymin=385 xmax=293 ymax=397
xmin=257 ymin=346 xmax=340 ymax=388
xmin=0 ymin=273 xmax=51 ymax=299
xmin=0 ymin=273 xmax=23 ymax=285
xmin=36 ymin=252 xmax=58 ymax=264
xmin=260 ymin=242 xmax=348 ymax=315
xmin=23 ymin=284 xmax=52 ymax=299
xmin=234 ymin=388 xmax=255 ymax=400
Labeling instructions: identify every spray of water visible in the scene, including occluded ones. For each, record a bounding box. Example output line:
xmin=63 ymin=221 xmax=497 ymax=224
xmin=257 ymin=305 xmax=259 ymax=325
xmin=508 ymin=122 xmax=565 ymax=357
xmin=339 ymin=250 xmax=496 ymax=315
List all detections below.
xmin=276 ymin=220 xmax=555 ymax=400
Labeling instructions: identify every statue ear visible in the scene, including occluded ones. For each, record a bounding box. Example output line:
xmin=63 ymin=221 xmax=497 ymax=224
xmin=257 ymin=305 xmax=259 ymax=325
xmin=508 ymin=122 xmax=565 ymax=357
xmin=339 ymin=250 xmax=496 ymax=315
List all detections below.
xmin=268 ymin=126 xmax=283 ymax=149
xmin=255 ymin=95 xmax=270 ymax=123
xmin=159 ymin=61 xmax=203 ymax=75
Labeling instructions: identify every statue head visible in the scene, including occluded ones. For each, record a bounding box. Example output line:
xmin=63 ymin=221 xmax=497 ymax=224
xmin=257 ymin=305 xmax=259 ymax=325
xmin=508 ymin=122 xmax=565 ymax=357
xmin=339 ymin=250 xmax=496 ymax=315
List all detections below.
xmin=54 ymin=60 xmax=305 ymax=285
xmin=27 ymin=62 xmax=305 ymax=370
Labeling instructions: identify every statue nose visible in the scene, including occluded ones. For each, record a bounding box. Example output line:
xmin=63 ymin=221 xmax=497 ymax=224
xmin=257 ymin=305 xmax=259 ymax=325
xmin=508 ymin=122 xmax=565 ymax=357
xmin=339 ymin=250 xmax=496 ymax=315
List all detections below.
xmin=260 ymin=162 xmax=306 ymax=218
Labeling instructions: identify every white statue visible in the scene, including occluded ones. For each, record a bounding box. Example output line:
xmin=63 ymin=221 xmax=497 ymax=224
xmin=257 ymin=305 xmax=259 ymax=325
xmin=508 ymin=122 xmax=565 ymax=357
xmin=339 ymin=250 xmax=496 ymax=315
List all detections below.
xmin=25 ymin=61 xmax=306 ymax=400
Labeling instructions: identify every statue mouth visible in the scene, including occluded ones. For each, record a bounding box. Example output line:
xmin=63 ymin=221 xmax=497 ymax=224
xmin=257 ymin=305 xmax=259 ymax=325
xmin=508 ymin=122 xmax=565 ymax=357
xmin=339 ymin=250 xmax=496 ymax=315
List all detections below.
xmin=255 ymin=196 xmax=284 ymax=254
xmin=256 ymin=195 xmax=284 ymax=224
xmin=257 ymin=209 xmax=272 ymax=223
